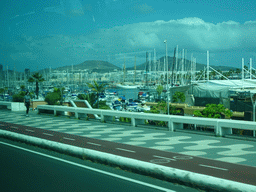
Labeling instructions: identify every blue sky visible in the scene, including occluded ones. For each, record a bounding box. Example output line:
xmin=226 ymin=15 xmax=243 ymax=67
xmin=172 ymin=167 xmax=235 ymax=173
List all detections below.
xmin=0 ymin=0 xmax=255 ymax=72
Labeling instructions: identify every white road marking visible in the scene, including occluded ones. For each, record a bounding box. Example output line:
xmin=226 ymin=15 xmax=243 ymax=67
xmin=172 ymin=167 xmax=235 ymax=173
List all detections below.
xmin=153 ymin=155 xmax=176 ymax=161
xmin=25 ymin=129 xmax=35 ymax=132
xmin=10 ymin=126 xmax=19 ymax=129
xmin=116 ymin=148 xmax=136 ymax=153
xmin=43 ymin=133 xmax=54 ymax=136
xmin=87 ymin=142 xmax=101 ymax=146
xmin=63 ymin=137 xmax=75 ymax=141
xmin=173 ymin=156 xmax=193 ymax=160
xmin=199 ymin=164 xmax=228 ymax=171
xmin=0 ymin=141 xmax=176 ymax=192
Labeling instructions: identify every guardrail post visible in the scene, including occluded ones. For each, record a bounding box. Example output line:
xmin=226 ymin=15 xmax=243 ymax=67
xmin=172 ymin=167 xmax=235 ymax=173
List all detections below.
xmin=217 ymin=121 xmax=232 ymax=137
xmin=54 ymin=106 xmax=57 ymax=116
xmin=169 ymin=119 xmax=174 ymax=131
xmin=101 ymin=111 xmax=105 ymax=123
xmin=75 ymin=108 xmax=79 ymax=119
xmin=216 ymin=120 xmax=221 ymax=136
xmin=131 ymin=117 xmax=136 ymax=127
xmin=131 ymin=114 xmax=145 ymax=127
xmin=168 ymin=118 xmax=173 ymax=131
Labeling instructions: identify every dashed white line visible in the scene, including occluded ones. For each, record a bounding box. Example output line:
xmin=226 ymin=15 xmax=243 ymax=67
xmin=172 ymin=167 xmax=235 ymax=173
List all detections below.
xmin=87 ymin=142 xmax=102 ymax=146
xmin=25 ymin=129 xmax=35 ymax=132
xmin=43 ymin=133 xmax=53 ymax=136
xmin=199 ymin=164 xmax=228 ymax=171
xmin=153 ymin=155 xmax=176 ymax=161
xmin=10 ymin=126 xmax=19 ymax=129
xmin=63 ymin=137 xmax=75 ymax=141
xmin=116 ymin=148 xmax=136 ymax=153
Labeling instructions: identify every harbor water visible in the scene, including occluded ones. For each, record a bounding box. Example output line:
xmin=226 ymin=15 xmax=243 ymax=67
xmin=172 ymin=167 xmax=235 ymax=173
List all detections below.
xmin=106 ymin=88 xmax=140 ymax=100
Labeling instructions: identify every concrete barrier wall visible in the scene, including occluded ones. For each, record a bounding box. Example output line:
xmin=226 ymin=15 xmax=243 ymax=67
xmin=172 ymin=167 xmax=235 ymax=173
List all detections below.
xmin=0 ymin=101 xmax=26 ymax=111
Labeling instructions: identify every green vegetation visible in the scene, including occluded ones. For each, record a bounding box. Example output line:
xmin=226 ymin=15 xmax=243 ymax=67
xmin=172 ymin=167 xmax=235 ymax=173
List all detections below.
xmin=86 ymin=81 xmax=107 ymax=108
xmin=172 ymin=92 xmax=185 ymax=103
xmin=20 ymin=85 xmax=26 ymax=91
xmin=97 ymin=101 xmax=111 ymax=110
xmin=119 ymin=117 xmax=131 ymax=123
xmin=12 ymin=91 xmax=26 ymax=102
xmin=28 ymin=72 xmax=45 ymax=99
xmin=0 ymin=87 xmax=8 ymax=101
xmin=77 ymin=93 xmax=110 ymax=109
xmin=193 ymin=104 xmax=233 ymax=119
xmin=156 ymin=85 xmax=164 ymax=101
xmin=146 ymin=101 xmax=181 ymax=115
xmin=45 ymin=88 xmax=61 ymax=105
xmin=145 ymin=101 xmax=181 ymax=126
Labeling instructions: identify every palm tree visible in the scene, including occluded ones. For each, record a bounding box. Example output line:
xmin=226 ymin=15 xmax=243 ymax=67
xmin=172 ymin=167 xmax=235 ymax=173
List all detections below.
xmin=210 ymin=70 xmax=216 ymax=79
xmin=86 ymin=80 xmax=107 ymax=108
xmin=236 ymin=68 xmax=241 ymax=75
xmin=28 ymin=72 xmax=45 ymax=99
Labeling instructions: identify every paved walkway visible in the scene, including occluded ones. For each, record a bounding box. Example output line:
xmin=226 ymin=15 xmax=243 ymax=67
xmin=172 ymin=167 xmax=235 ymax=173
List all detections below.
xmin=2 ymin=109 xmax=256 ymax=191
xmin=1 ymin=109 xmax=256 ymax=168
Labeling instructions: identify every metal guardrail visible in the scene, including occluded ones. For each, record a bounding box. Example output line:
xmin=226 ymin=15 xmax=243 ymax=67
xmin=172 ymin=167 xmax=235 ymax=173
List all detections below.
xmin=37 ymin=105 xmax=256 ymax=137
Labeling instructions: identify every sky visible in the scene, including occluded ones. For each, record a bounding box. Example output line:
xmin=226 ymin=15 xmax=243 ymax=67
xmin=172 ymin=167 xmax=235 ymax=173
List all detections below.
xmin=0 ymin=0 xmax=255 ymax=72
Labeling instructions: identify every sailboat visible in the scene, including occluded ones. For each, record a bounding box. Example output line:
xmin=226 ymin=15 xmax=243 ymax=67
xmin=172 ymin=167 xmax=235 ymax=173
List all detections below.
xmin=116 ymin=84 xmax=139 ymax=89
xmin=116 ymin=55 xmax=139 ymax=89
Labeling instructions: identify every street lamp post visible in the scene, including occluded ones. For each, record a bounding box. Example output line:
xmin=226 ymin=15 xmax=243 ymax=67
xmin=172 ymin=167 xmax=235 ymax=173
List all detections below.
xmin=164 ymin=40 xmax=170 ymax=115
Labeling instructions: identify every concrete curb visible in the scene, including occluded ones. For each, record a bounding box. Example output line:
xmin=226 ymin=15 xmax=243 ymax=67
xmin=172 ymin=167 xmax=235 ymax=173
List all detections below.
xmin=1 ymin=130 xmax=255 ymax=192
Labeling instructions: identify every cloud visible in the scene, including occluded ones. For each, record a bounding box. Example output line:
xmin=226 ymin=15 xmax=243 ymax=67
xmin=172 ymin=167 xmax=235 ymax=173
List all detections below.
xmin=94 ymin=17 xmax=256 ymax=53
xmin=4 ymin=17 xmax=256 ymax=70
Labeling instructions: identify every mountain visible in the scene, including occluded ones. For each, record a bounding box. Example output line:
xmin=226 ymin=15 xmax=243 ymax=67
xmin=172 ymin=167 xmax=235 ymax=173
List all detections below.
xmin=39 ymin=60 xmax=121 ymax=73
xmin=38 ymin=57 xmax=237 ymax=74
xmin=126 ymin=56 xmax=238 ymax=72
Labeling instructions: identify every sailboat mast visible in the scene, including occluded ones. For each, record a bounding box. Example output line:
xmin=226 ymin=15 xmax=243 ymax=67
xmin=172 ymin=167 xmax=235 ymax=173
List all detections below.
xmin=154 ymin=48 xmax=156 ymax=83
xmin=134 ymin=55 xmax=136 ymax=84
xmin=123 ymin=55 xmax=126 ymax=83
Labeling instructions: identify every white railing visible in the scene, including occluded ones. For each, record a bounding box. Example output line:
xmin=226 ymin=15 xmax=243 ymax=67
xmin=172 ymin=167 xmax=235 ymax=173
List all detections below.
xmin=37 ymin=105 xmax=256 ymax=137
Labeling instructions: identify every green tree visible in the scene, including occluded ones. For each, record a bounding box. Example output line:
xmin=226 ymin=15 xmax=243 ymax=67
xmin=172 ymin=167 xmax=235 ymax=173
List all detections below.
xmin=78 ymin=93 xmax=96 ymax=107
xmin=145 ymin=101 xmax=181 ymax=126
xmin=210 ymin=70 xmax=216 ymax=79
xmin=196 ymin=70 xmax=204 ymax=80
xmin=236 ymin=68 xmax=241 ymax=75
xmin=156 ymin=85 xmax=163 ymax=101
xmin=146 ymin=101 xmax=181 ymax=115
xmin=45 ymin=88 xmax=61 ymax=105
xmin=228 ymin=69 xmax=234 ymax=78
xmin=0 ymin=87 xmax=8 ymax=101
xmin=28 ymin=72 xmax=45 ymax=99
xmin=86 ymin=81 xmax=107 ymax=108
xmin=172 ymin=92 xmax=185 ymax=103
xmin=12 ymin=91 xmax=26 ymax=102
xmin=20 ymin=85 xmax=26 ymax=91
xmin=193 ymin=104 xmax=233 ymax=119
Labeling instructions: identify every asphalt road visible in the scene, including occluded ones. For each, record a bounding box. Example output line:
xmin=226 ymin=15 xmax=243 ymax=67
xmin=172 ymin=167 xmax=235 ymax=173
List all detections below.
xmin=0 ymin=138 xmax=200 ymax=192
